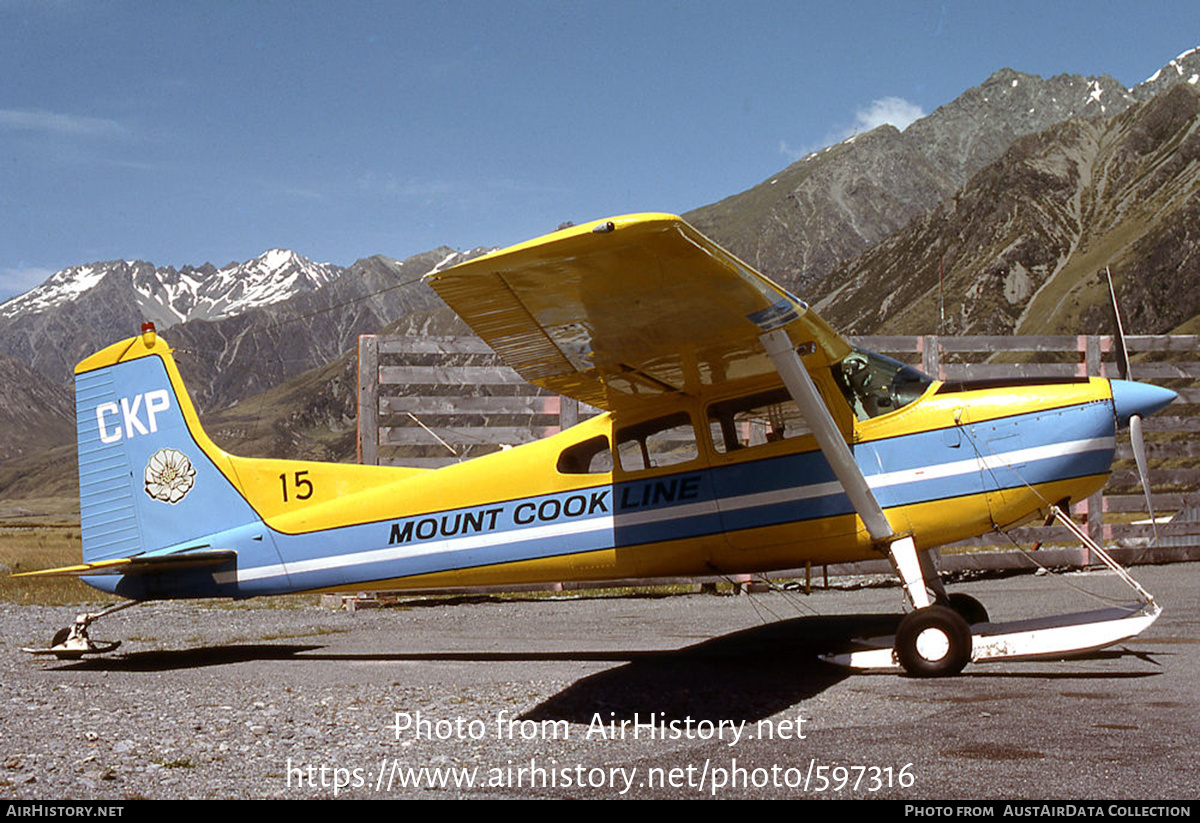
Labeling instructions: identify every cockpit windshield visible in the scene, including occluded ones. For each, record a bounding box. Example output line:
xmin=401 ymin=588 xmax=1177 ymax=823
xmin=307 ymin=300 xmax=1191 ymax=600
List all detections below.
xmin=833 ymin=348 xmax=933 ymax=421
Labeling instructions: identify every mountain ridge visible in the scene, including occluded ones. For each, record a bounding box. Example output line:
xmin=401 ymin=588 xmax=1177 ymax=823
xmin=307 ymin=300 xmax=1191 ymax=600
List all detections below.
xmin=683 ymin=55 xmax=1200 ymax=295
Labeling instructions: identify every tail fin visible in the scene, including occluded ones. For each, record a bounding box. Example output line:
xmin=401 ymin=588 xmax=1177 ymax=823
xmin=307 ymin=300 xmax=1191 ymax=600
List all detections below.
xmin=75 ymin=327 xmax=261 ymax=563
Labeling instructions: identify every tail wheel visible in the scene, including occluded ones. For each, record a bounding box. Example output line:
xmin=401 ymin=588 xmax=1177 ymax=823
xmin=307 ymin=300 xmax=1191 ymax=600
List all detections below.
xmin=895 ymin=605 xmax=972 ymax=677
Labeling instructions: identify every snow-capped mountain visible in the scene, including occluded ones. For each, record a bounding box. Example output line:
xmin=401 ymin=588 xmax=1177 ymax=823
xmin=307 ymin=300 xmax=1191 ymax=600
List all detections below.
xmin=1134 ymin=46 xmax=1200 ymax=100
xmin=0 ymin=242 xmax=459 ymax=408
xmin=0 ymin=249 xmax=343 ymax=327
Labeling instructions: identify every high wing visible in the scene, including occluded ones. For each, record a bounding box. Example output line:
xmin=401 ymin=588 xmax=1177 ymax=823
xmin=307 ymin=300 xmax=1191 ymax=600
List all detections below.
xmin=425 ymin=213 xmax=852 ymax=412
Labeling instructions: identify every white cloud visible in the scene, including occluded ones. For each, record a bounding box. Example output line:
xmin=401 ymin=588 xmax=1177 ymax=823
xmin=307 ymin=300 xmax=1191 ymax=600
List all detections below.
xmin=850 ymin=96 xmax=925 ymax=133
xmin=780 ymin=96 xmax=926 ymax=161
xmin=0 ymin=267 xmax=55 ymax=303
xmin=0 ymin=109 xmax=126 ymax=137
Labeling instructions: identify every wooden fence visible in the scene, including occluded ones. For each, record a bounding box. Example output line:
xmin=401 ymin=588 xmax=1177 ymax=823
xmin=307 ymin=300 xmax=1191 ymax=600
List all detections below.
xmin=358 ymin=333 xmax=1200 ymax=550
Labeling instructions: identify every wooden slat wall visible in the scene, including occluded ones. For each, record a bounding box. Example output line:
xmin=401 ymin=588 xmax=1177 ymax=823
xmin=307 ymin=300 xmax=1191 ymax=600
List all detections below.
xmin=359 ymin=333 xmax=1200 ymax=547
xmin=358 ymin=334 xmax=580 ymax=469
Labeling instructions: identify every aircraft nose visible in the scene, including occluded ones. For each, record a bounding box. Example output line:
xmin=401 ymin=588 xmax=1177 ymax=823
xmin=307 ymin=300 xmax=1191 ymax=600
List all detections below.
xmin=1110 ymin=379 xmax=1178 ymax=427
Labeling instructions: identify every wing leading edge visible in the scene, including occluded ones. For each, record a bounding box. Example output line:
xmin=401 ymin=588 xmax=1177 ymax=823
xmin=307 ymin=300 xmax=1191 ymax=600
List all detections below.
xmin=426 ymin=213 xmax=851 ymax=411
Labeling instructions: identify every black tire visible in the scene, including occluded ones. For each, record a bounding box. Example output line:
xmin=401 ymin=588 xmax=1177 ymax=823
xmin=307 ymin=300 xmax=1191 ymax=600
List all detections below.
xmin=946 ymin=593 xmax=989 ymax=626
xmin=895 ymin=605 xmax=972 ymax=678
xmin=51 ymin=627 xmax=71 ymax=648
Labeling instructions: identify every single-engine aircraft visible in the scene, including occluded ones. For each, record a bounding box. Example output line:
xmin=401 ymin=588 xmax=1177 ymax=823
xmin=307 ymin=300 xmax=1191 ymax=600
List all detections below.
xmin=19 ymin=214 xmax=1178 ymax=676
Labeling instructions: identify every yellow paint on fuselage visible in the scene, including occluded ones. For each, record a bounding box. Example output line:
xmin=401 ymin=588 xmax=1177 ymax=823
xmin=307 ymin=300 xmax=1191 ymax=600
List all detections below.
xmin=852 ymin=378 xmax=1113 ymax=444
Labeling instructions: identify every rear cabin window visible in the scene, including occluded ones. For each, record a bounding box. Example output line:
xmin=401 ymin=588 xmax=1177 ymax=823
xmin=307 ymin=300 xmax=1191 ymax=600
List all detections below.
xmin=707 ymin=388 xmax=811 ymax=453
xmin=615 ymin=412 xmax=699 ymax=472
xmin=557 ymin=435 xmax=613 ymax=474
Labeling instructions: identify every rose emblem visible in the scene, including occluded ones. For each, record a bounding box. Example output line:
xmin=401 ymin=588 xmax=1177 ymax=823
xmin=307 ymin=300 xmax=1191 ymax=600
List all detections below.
xmin=144 ymin=448 xmax=196 ymax=504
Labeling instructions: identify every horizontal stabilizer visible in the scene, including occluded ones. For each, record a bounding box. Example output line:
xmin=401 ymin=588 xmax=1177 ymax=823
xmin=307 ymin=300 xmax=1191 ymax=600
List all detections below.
xmin=14 ymin=549 xmax=236 ymax=578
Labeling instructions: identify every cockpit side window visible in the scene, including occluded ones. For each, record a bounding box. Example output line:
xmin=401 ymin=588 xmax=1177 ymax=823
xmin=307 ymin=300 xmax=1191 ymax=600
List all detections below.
xmin=833 ymin=348 xmax=933 ymax=421
xmin=707 ymin=388 xmax=811 ymax=453
xmin=615 ymin=412 xmax=699 ymax=472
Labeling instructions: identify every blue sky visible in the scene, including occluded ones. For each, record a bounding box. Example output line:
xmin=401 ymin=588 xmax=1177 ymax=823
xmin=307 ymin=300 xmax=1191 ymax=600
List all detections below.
xmin=1 ymin=1 xmax=1197 ymax=300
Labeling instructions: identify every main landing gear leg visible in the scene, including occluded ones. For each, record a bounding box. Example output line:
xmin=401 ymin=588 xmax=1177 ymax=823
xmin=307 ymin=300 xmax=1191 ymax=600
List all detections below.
xmin=22 ymin=600 xmax=137 ymax=659
xmin=886 ymin=536 xmax=973 ymax=677
xmin=917 ymin=547 xmax=991 ymax=625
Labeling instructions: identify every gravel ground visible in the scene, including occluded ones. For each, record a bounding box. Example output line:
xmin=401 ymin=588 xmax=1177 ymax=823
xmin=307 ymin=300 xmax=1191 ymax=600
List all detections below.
xmin=2 ymin=564 xmax=1198 ymax=800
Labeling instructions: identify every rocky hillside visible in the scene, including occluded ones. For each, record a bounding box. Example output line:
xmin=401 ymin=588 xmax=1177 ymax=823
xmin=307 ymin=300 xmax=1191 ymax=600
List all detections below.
xmin=812 ymin=84 xmax=1200 ymax=337
xmin=684 ymin=69 xmax=1137 ymax=294
xmin=0 ymin=249 xmax=457 ymax=408
xmin=161 ymin=251 xmax=455 ymax=410
xmin=201 ymin=307 xmax=470 ymax=463
xmin=0 ymin=250 xmax=343 ymax=377
xmin=0 ymin=352 xmax=72 ymax=463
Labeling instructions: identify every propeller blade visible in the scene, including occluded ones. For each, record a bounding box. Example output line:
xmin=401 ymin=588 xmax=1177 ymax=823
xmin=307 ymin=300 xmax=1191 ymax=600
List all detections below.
xmin=1129 ymin=413 xmax=1159 ymax=545
xmin=1105 ymin=266 xmax=1131 ymax=380
xmin=1106 ymin=267 xmax=1161 ymax=544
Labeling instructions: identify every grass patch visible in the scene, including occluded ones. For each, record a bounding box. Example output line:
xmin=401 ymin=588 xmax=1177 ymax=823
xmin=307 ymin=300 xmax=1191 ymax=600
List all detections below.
xmin=0 ymin=520 xmax=121 ymax=606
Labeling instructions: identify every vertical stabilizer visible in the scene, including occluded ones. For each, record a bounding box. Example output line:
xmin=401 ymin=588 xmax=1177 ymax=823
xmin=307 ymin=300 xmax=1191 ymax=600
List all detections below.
xmin=75 ymin=330 xmax=261 ymax=563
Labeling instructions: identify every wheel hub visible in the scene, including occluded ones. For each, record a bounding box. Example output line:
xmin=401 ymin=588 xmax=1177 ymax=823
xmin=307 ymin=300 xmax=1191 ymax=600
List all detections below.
xmin=915 ymin=627 xmax=951 ymax=662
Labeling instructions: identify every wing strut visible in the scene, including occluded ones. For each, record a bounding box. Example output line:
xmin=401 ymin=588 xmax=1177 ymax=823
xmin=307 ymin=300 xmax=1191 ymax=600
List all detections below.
xmin=758 ymin=329 xmax=932 ymax=609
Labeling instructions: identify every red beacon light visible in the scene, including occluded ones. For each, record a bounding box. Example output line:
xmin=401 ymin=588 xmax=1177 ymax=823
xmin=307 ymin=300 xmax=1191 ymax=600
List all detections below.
xmin=141 ymin=321 xmax=157 ymax=347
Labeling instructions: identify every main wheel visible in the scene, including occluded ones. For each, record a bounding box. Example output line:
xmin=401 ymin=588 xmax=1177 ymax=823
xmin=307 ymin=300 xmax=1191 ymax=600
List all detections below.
xmin=895 ymin=605 xmax=972 ymax=677
xmin=50 ymin=627 xmax=71 ymax=648
xmin=946 ymin=593 xmax=989 ymax=626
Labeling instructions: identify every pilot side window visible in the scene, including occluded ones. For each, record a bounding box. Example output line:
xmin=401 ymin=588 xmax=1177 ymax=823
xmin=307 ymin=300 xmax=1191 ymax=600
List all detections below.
xmin=707 ymin=388 xmax=812 ymax=453
xmin=833 ymin=348 xmax=933 ymax=422
xmin=616 ymin=412 xmax=699 ymax=472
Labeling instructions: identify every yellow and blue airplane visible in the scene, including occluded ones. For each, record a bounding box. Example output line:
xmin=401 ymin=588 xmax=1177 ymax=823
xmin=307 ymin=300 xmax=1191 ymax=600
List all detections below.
xmin=20 ymin=214 xmax=1177 ymax=676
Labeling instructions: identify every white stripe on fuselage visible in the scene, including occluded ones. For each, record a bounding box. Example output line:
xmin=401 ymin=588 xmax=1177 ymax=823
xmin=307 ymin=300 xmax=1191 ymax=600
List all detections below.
xmin=219 ymin=435 xmax=1114 ymax=586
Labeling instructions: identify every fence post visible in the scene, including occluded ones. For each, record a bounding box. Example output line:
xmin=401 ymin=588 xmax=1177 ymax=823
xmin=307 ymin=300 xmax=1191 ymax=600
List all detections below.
xmin=1084 ymin=335 xmax=1100 ymax=377
xmin=560 ymin=396 xmax=579 ymax=429
xmin=357 ymin=335 xmax=379 ymax=466
xmin=1084 ymin=335 xmax=1104 ymax=548
xmin=922 ymin=335 xmax=941 ymax=379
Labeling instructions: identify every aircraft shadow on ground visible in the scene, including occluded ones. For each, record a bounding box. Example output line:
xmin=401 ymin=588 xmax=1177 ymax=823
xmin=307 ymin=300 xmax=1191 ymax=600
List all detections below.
xmin=520 ymin=613 xmax=902 ymax=724
xmin=57 ymin=644 xmax=324 ymax=672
